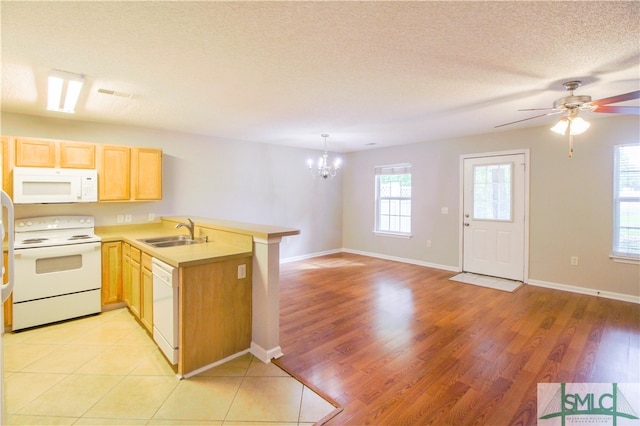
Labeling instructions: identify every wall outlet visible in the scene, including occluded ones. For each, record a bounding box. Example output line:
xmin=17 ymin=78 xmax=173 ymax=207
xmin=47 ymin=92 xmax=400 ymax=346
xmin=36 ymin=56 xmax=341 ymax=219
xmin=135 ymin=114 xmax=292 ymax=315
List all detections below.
xmin=441 ymin=207 xmax=449 ymax=214
xmin=148 ymin=213 xmax=155 ymax=222
xmin=237 ymin=264 xmax=246 ymax=279
xmin=427 ymin=240 xmax=432 ymax=248
xmin=117 ymin=214 xmax=124 ymax=224
xmin=570 ymin=256 xmax=579 ymax=266
xmin=125 ymin=214 xmax=132 ymax=223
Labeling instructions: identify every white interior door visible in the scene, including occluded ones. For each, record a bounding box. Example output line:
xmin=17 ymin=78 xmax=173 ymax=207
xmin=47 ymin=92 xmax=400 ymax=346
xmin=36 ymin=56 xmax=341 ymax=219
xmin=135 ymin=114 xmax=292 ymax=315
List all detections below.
xmin=462 ymin=153 xmax=526 ymax=281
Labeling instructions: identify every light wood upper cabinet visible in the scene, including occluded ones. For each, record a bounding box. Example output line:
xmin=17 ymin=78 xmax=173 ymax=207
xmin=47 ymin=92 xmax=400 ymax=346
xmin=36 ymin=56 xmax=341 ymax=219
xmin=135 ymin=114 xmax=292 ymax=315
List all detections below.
xmin=15 ymin=137 xmax=95 ymax=169
xmin=98 ymin=145 xmax=163 ymax=201
xmin=15 ymin=137 xmax=56 ymax=167
xmin=98 ymin=145 xmax=131 ymax=201
xmin=131 ymin=147 xmax=162 ymax=200
xmin=101 ymin=241 xmax=123 ymax=305
xmin=59 ymin=141 xmax=95 ymax=169
xmin=4 ymin=135 xmax=162 ymax=202
xmin=1 ymin=136 xmax=13 ymax=196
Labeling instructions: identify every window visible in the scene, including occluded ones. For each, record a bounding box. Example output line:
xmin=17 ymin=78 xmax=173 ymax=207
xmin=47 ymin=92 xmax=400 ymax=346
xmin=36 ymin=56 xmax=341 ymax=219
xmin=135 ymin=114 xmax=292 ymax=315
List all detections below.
xmin=472 ymin=162 xmax=513 ymax=221
xmin=375 ymin=164 xmax=411 ymax=236
xmin=613 ymin=144 xmax=640 ymax=259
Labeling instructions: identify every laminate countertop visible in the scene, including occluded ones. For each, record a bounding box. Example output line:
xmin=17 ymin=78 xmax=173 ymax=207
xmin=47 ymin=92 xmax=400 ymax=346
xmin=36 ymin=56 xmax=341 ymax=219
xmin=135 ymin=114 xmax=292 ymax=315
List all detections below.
xmin=96 ymin=216 xmax=299 ymax=268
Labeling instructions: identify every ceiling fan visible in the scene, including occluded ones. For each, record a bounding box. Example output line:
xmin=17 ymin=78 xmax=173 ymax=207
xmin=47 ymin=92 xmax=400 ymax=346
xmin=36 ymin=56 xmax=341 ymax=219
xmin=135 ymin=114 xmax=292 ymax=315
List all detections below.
xmin=495 ymin=81 xmax=640 ymax=157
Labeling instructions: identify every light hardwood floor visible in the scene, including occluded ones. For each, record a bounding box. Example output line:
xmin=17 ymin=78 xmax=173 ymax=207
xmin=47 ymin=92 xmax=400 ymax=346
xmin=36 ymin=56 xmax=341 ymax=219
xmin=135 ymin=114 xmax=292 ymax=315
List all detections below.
xmin=274 ymin=253 xmax=640 ymax=425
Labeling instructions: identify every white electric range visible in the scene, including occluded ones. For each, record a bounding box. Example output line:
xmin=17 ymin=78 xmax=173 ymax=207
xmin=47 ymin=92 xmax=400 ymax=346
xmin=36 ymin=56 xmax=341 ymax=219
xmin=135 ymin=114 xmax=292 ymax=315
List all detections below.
xmin=12 ymin=216 xmax=102 ymax=331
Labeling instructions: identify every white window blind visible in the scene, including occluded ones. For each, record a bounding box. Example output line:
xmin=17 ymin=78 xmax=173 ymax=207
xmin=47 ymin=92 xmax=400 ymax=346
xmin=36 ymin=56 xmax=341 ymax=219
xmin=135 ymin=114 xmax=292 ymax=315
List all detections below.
xmin=613 ymin=144 xmax=640 ymax=259
xmin=375 ymin=163 xmax=412 ymax=236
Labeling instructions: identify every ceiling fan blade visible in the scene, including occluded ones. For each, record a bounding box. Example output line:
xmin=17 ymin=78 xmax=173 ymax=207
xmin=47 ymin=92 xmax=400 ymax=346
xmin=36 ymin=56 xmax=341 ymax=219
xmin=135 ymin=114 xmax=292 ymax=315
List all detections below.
xmin=495 ymin=111 xmax=563 ymax=128
xmin=593 ymin=105 xmax=640 ymax=115
xmin=518 ymin=107 xmax=558 ymax=112
xmin=590 ymin=90 xmax=640 ymax=106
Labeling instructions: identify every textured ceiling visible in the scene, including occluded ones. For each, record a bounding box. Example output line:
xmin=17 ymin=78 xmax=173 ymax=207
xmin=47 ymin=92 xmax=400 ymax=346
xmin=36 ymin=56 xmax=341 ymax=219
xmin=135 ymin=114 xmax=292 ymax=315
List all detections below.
xmin=1 ymin=1 xmax=639 ymax=152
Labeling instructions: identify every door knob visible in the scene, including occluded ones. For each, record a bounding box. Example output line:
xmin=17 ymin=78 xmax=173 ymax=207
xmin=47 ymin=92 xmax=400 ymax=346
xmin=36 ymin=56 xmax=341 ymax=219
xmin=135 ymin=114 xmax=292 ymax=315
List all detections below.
xmin=464 ymin=223 xmax=470 ymax=226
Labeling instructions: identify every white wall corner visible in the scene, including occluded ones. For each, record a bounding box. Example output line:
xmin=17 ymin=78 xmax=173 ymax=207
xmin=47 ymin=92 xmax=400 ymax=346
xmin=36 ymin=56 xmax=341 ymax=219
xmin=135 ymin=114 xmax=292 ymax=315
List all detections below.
xmin=250 ymin=341 xmax=283 ymax=364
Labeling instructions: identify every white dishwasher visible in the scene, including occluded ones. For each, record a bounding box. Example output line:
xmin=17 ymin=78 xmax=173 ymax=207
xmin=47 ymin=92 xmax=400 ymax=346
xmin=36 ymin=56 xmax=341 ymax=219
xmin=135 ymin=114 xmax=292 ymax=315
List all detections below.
xmin=152 ymin=258 xmax=179 ymax=364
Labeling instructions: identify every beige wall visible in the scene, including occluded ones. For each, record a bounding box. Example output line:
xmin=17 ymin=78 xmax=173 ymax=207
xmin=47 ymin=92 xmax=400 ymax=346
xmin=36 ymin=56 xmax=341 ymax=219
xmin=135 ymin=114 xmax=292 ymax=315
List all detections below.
xmin=2 ymin=112 xmax=638 ymax=298
xmin=343 ymin=115 xmax=639 ymax=299
xmin=1 ymin=112 xmax=343 ymax=259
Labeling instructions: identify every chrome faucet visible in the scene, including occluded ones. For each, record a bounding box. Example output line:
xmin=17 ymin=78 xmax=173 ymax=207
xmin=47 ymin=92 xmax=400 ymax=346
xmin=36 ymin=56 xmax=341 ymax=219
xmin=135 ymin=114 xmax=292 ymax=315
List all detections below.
xmin=175 ymin=218 xmax=195 ymax=240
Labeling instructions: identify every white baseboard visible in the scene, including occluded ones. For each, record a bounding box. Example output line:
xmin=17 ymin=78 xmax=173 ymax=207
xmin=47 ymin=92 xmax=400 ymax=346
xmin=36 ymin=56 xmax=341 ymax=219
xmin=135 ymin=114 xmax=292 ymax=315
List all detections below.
xmin=282 ymin=249 xmax=639 ymax=304
xmin=181 ymin=348 xmax=251 ymax=379
xmin=282 ymin=247 xmax=458 ymax=273
xmin=250 ymin=342 xmax=283 ymax=363
xmin=341 ymin=248 xmax=459 ymax=272
xmin=527 ymin=278 xmax=640 ymax=304
xmin=280 ymin=249 xmax=342 ymax=264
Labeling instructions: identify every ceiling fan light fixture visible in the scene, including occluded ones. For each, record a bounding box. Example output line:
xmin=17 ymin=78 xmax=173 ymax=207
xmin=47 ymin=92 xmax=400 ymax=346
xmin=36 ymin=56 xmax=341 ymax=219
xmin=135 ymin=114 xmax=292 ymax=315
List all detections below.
xmin=550 ymin=117 xmax=569 ymax=135
xmin=568 ymin=116 xmax=590 ymax=135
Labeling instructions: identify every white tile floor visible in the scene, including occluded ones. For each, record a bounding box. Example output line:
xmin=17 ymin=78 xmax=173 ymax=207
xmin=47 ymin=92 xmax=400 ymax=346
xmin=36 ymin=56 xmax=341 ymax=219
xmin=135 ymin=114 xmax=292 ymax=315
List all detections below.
xmin=2 ymin=308 xmax=337 ymax=425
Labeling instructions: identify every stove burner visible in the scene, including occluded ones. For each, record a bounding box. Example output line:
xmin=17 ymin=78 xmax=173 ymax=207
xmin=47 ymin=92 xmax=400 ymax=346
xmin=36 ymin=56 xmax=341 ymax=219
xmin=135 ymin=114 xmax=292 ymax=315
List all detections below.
xmin=22 ymin=238 xmax=48 ymax=244
xmin=69 ymin=235 xmax=91 ymax=240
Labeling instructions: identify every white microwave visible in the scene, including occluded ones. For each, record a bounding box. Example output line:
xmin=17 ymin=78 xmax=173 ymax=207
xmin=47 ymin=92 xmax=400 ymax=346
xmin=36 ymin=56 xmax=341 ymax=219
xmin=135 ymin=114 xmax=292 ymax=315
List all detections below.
xmin=13 ymin=167 xmax=98 ymax=204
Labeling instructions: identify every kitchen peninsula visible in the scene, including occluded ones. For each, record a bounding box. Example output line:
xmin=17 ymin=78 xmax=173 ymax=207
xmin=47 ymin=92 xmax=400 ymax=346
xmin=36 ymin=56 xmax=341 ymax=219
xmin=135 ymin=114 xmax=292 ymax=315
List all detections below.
xmin=97 ymin=216 xmax=299 ymax=378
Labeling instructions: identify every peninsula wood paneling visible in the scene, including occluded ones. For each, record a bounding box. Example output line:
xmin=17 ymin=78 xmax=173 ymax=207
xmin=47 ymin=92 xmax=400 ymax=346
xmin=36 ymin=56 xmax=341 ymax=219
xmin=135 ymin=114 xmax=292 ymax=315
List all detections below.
xmin=179 ymin=257 xmax=252 ymax=376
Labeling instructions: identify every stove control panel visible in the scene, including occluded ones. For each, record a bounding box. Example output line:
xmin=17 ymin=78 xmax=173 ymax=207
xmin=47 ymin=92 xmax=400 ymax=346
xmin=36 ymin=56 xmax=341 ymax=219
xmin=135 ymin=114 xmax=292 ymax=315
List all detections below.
xmin=16 ymin=216 xmax=95 ymax=232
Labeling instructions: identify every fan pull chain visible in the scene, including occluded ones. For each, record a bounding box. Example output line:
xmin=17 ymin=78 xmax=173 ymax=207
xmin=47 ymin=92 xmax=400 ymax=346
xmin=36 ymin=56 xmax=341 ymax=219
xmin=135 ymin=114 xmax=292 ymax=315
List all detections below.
xmin=568 ymin=134 xmax=574 ymax=158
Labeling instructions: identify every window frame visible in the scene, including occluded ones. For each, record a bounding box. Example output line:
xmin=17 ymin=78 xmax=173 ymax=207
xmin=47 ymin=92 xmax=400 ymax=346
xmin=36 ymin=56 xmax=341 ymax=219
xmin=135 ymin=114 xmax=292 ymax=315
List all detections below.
xmin=612 ymin=143 xmax=640 ymax=262
xmin=374 ymin=163 xmax=412 ymax=238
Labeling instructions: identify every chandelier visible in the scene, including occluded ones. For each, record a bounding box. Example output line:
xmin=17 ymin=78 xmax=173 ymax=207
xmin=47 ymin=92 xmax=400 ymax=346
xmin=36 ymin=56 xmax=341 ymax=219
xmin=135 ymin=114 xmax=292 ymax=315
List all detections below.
xmin=308 ymin=134 xmax=341 ymax=179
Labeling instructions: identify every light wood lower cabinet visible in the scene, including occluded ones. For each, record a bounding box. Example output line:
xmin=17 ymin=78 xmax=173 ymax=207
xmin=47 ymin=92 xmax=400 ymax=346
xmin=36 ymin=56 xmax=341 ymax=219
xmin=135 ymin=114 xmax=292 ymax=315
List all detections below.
xmin=118 ymin=243 xmax=153 ymax=333
xmin=140 ymin=253 xmax=153 ymax=332
xmin=101 ymin=241 xmax=123 ymax=305
xmin=129 ymin=246 xmax=142 ymax=318
xmin=100 ymin=241 xmax=252 ymax=375
xmin=122 ymin=243 xmax=132 ymax=306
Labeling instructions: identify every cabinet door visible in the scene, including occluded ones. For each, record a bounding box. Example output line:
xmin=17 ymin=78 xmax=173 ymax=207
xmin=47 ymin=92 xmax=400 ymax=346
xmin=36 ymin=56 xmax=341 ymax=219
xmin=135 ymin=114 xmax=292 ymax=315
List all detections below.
xmin=98 ymin=145 xmax=131 ymax=201
xmin=15 ymin=137 xmax=56 ymax=167
xmin=131 ymin=148 xmax=162 ymax=200
xmin=1 ymin=136 xmax=13 ymax=196
xmin=101 ymin=241 xmax=122 ymax=305
xmin=141 ymin=266 xmax=153 ymax=332
xmin=122 ymin=243 xmax=132 ymax=306
xmin=129 ymin=246 xmax=142 ymax=318
xmin=60 ymin=141 xmax=95 ymax=169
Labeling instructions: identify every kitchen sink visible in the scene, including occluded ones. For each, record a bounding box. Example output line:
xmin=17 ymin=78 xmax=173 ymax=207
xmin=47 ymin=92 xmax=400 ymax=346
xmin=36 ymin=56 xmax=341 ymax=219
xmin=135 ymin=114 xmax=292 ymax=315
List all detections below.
xmin=137 ymin=235 xmax=202 ymax=248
